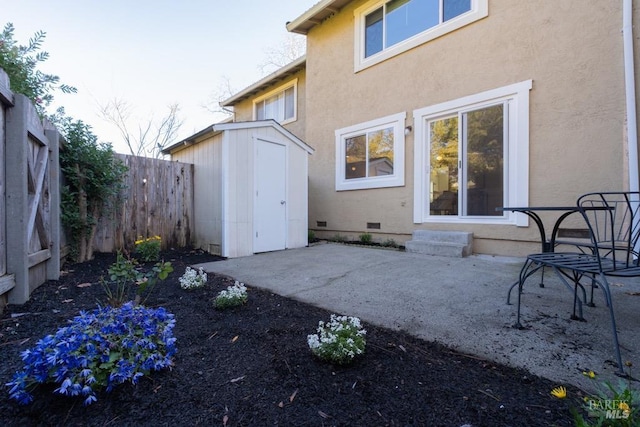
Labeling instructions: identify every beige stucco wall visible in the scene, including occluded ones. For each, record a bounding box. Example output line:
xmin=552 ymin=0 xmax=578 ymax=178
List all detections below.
xmin=232 ymin=68 xmax=307 ymax=142
xmin=303 ymin=0 xmax=636 ymax=256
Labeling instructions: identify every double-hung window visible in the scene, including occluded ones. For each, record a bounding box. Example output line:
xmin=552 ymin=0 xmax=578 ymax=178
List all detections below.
xmin=413 ymin=81 xmax=532 ymax=224
xmin=336 ymin=112 xmax=406 ymax=191
xmin=254 ymin=80 xmax=297 ymax=124
xmin=355 ymin=0 xmax=488 ymax=71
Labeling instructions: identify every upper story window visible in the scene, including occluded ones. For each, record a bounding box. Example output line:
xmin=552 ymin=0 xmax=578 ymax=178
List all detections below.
xmin=253 ymin=79 xmax=297 ymax=124
xmin=335 ymin=112 xmax=406 ymax=191
xmin=355 ymin=0 xmax=488 ymax=71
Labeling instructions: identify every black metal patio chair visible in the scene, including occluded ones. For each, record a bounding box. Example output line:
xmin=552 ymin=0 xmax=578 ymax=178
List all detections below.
xmin=513 ymin=191 xmax=640 ymax=376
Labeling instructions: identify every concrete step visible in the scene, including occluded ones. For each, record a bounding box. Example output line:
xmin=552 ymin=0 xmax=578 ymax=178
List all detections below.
xmin=405 ymin=230 xmax=473 ymax=257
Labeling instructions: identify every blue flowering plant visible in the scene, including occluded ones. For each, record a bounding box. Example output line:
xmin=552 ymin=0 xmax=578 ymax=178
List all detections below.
xmin=307 ymin=314 xmax=366 ymax=365
xmin=6 ymin=302 xmax=176 ymax=406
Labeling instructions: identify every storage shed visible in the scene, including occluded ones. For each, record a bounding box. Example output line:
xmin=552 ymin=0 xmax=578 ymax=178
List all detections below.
xmin=163 ymin=120 xmax=314 ymax=258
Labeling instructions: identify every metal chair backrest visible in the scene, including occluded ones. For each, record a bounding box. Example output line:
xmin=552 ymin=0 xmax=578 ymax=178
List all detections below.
xmin=577 ymin=191 xmax=640 ymax=271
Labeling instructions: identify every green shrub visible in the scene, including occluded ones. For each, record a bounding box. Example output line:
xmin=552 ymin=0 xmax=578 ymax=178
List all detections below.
xmin=134 ymin=236 xmax=162 ymax=262
xmin=359 ymin=233 xmax=372 ymax=244
xmin=307 ymin=314 xmax=367 ymax=365
xmin=214 ymin=281 xmax=248 ymax=309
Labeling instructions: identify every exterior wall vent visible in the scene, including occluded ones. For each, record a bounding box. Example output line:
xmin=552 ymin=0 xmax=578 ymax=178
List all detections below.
xmin=367 ymin=222 xmax=381 ymax=229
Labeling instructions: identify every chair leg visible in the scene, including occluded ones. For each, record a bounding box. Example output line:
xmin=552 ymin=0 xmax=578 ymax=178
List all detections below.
xmin=597 ymin=275 xmax=626 ymax=376
xmin=514 ymin=259 xmax=536 ymax=329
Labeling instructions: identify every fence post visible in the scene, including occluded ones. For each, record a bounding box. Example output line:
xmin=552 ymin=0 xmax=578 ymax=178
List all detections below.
xmin=45 ymin=124 xmax=61 ymax=280
xmin=5 ymin=94 xmax=30 ymax=304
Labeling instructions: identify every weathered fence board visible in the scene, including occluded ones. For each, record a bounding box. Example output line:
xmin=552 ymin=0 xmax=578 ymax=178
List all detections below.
xmin=4 ymin=93 xmax=61 ymax=304
xmin=93 ymin=154 xmax=194 ymax=253
xmin=0 ymin=70 xmax=12 ymax=301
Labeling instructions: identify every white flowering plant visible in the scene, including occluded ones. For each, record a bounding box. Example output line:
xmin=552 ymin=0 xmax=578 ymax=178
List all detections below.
xmin=214 ymin=281 xmax=248 ymax=309
xmin=307 ymin=314 xmax=366 ymax=365
xmin=179 ymin=267 xmax=207 ymax=290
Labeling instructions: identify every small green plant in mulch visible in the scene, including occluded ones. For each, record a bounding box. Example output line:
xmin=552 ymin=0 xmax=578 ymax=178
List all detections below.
xmin=359 ymin=233 xmax=373 ymax=244
xmin=308 ymin=230 xmax=316 ymax=242
xmin=307 ymin=314 xmax=367 ymax=365
xmin=100 ymin=252 xmax=173 ymax=307
xmin=134 ymin=236 xmax=162 ymax=262
xmin=213 ymin=281 xmax=248 ymax=309
xmin=179 ymin=266 xmax=207 ymax=290
xmin=548 ymin=365 xmax=638 ymax=426
xmin=381 ymin=238 xmax=398 ymax=248
xmin=330 ymin=233 xmax=346 ymax=243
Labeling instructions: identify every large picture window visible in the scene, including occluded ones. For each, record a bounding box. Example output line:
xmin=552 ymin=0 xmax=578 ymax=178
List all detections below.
xmin=253 ymin=80 xmax=297 ymax=124
xmin=336 ymin=112 xmax=406 ymax=191
xmin=354 ymin=0 xmax=487 ymax=71
xmin=413 ymin=81 xmax=532 ymax=224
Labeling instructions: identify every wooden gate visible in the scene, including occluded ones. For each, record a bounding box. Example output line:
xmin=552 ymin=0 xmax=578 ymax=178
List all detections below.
xmin=4 ymin=93 xmax=61 ymax=304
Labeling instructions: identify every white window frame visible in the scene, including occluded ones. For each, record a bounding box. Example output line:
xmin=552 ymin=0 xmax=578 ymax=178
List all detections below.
xmin=336 ymin=112 xmax=406 ymax=191
xmin=354 ymin=0 xmax=488 ymax=72
xmin=252 ymin=79 xmax=298 ymax=125
xmin=413 ymin=80 xmax=532 ymax=225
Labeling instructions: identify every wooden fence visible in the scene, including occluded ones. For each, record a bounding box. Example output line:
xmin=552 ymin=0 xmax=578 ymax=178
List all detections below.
xmin=1 ymin=67 xmax=195 ymax=309
xmin=0 ymin=69 xmax=62 ymax=306
xmin=92 ymin=154 xmax=194 ymax=253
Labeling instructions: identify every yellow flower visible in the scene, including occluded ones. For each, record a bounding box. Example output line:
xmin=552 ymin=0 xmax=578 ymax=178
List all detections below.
xmin=550 ymin=386 xmax=567 ymax=399
xmin=619 ymin=401 xmax=630 ymax=412
xmin=582 ymin=370 xmax=596 ymax=379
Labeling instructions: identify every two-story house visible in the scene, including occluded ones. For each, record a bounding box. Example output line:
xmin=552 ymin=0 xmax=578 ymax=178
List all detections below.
xmin=185 ymin=0 xmax=640 ymax=257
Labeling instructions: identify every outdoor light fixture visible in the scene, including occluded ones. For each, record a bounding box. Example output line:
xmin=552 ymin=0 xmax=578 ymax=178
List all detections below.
xmin=404 ymin=125 xmax=412 ymax=135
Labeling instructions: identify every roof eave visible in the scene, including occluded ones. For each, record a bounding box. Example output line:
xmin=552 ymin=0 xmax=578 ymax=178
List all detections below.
xmin=221 ymin=56 xmax=306 ymax=107
xmin=286 ymin=0 xmax=351 ymax=35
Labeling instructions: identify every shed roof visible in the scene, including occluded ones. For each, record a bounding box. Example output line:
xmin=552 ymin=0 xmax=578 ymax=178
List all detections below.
xmin=220 ymin=56 xmax=306 ymax=107
xmin=286 ymin=0 xmax=353 ymax=35
xmin=162 ymin=119 xmax=314 ymax=155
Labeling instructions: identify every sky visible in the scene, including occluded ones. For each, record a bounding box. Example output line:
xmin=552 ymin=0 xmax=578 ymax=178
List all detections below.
xmin=1 ymin=0 xmax=318 ymax=154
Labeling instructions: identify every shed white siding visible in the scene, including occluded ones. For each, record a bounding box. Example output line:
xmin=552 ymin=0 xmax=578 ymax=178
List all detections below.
xmin=168 ymin=121 xmax=312 ymax=258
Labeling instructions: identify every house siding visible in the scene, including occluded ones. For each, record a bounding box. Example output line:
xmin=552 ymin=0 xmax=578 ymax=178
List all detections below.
xmin=303 ymin=0 xmax=633 ymax=256
xmin=232 ymin=68 xmax=307 ymax=141
xmin=170 ymin=134 xmax=224 ymax=254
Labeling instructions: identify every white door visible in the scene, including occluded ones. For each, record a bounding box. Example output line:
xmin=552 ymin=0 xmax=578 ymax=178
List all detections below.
xmin=254 ymin=139 xmax=287 ymax=253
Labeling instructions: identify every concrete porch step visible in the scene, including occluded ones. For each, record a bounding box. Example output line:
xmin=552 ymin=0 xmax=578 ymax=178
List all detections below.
xmin=405 ymin=230 xmax=473 ymax=258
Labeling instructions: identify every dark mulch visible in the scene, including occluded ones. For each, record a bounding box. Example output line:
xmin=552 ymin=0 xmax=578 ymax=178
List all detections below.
xmin=0 ymin=248 xmax=584 ymax=426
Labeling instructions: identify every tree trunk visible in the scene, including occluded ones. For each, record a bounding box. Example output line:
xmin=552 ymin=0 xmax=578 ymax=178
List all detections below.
xmin=76 ymin=163 xmax=89 ymax=262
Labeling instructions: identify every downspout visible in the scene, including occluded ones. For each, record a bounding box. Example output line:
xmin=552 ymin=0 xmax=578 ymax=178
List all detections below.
xmin=623 ymin=0 xmax=639 ymax=192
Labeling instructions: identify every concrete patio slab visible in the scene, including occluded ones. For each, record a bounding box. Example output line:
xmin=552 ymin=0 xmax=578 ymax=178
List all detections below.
xmin=196 ymin=242 xmax=639 ymax=392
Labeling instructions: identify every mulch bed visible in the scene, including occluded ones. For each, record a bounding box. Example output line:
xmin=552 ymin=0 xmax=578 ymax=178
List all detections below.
xmin=0 ymin=248 xmax=584 ymax=426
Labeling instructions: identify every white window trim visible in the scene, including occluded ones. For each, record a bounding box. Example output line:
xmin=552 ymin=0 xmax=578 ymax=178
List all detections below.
xmin=252 ymin=78 xmax=298 ymax=125
xmin=336 ymin=112 xmax=406 ymax=191
xmin=354 ymin=0 xmax=488 ymax=72
xmin=413 ymin=80 xmax=532 ymax=226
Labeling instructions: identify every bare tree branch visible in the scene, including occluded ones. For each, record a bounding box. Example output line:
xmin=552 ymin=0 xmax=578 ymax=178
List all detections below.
xmin=258 ymin=33 xmax=306 ymax=75
xmin=99 ymin=98 xmax=183 ymax=158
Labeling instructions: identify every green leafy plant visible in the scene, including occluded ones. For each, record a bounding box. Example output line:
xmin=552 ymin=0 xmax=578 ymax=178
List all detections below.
xmin=571 ymin=370 xmax=638 ymax=427
xmin=381 ymin=238 xmax=397 ymax=248
xmin=100 ymin=252 xmax=173 ymax=306
xmin=6 ymin=303 xmax=176 ymax=406
xmin=331 ymin=233 xmax=346 ymax=243
xmin=308 ymin=230 xmax=316 ymax=242
xmin=548 ymin=367 xmax=639 ymax=426
xmin=307 ymin=314 xmax=367 ymax=365
xmin=59 ymin=119 xmax=127 ymax=262
xmin=359 ymin=233 xmax=373 ymax=244
xmin=179 ymin=266 xmax=207 ymax=290
xmin=0 ymin=22 xmax=77 ymax=117
xmin=134 ymin=236 xmax=162 ymax=262
xmin=214 ymin=281 xmax=248 ymax=309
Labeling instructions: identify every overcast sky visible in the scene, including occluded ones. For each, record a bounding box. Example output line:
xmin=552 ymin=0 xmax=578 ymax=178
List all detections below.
xmin=1 ymin=0 xmax=317 ymax=153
